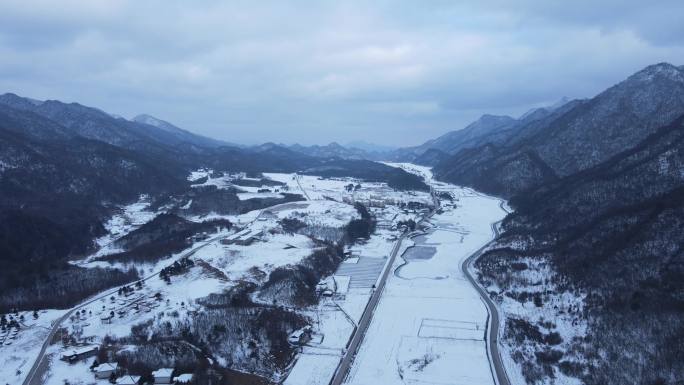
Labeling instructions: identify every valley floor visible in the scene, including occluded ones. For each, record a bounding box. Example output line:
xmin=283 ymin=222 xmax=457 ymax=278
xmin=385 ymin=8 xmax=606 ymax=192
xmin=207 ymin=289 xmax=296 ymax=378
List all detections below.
xmin=283 ymin=164 xmax=509 ymax=385
xmin=343 ymin=181 xmax=506 ymax=385
xmin=1 ymin=164 xmax=510 ymax=385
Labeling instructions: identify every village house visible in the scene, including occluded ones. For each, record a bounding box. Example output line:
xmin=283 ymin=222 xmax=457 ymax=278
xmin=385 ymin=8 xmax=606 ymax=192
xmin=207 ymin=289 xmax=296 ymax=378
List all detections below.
xmin=153 ymin=368 xmax=174 ymax=384
xmin=288 ymin=326 xmax=312 ymax=346
xmin=93 ymin=362 xmax=118 ymax=379
xmin=175 ymin=373 xmax=194 ymax=384
xmin=116 ymin=375 xmax=141 ymax=385
xmin=60 ymin=346 xmax=98 ymax=363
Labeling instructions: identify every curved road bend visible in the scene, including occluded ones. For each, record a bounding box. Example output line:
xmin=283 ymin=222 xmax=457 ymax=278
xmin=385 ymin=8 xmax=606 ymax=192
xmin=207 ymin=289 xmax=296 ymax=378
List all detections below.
xmin=23 ymin=211 xmax=268 ymax=385
xmin=461 ymin=199 xmax=512 ymax=385
xmin=330 ymin=190 xmax=512 ymax=385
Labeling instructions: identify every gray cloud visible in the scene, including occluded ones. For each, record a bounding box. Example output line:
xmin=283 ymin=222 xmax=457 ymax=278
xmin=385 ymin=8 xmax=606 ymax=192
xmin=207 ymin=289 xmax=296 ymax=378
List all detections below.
xmin=0 ymin=0 xmax=682 ymax=146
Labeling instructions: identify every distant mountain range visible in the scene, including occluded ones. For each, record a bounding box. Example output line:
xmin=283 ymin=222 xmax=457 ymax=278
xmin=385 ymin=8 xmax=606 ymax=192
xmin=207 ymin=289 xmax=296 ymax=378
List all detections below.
xmin=285 ymin=142 xmax=387 ymax=160
xmin=281 ymin=97 xmax=576 ymax=165
xmin=431 ymin=62 xmax=684 ymax=197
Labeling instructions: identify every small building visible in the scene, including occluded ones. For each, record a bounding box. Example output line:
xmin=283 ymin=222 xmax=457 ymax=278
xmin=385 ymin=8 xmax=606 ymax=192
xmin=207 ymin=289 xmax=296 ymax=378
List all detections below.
xmin=116 ymin=375 xmax=141 ymax=385
xmin=100 ymin=313 xmax=114 ymax=324
xmin=60 ymin=346 xmax=98 ymax=363
xmin=93 ymin=362 xmax=118 ymax=379
xmin=175 ymin=373 xmax=194 ymax=384
xmin=288 ymin=327 xmax=312 ymax=346
xmin=153 ymin=368 xmax=174 ymax=384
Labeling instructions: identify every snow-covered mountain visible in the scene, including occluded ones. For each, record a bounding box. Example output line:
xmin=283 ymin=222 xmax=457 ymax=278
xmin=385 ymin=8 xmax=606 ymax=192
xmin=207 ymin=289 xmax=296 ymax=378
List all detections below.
xmin=389 ymin=97 xmax=574 ymax=165
xmin=133 ymin=113 xmax=234 ymax=148
xmin=434 ymin=62 xmax=684 ymax=197
xmin=432 ymin=62 xmax=684 ymax=385
xmin=287 ymin=142 xmax=380 ymax=160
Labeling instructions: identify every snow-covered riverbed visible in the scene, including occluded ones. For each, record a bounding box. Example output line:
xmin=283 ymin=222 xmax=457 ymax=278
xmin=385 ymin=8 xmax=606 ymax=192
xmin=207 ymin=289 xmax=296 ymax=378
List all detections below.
xmin=345 ymin=183 xmax=507 ymax=385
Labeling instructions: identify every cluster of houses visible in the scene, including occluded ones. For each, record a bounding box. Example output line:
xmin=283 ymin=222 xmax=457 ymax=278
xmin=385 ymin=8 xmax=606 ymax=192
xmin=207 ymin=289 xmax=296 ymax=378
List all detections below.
xmin=99 ymin=293 xmax=165 ymax=324
xmin=58 ymin=347 xmax=193 ymax=384
xmin=220 ymin=227 xmax=265 ymax=246
xmin=342 ymin=195 xmax=394 ymax=208
xmin=103 ymin=367 xmax=194 ymax=385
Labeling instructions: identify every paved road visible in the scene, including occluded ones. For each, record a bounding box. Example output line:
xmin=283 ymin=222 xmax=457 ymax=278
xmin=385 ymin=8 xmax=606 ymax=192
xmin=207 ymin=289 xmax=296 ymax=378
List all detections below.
xmin=330 ymin=187 xmax=511 ymax=385
xmin=329 ymin=232 xmax=407 ymax=385
xmin=461 ymin=200 xmax=511 ymax=385
xmin=329 ymin=192 xmax=437 ymax=385
xmin=294 ymin=174 xmax=311 ymax=201
xmin=22 ymin=213 xmax=265 ymax=385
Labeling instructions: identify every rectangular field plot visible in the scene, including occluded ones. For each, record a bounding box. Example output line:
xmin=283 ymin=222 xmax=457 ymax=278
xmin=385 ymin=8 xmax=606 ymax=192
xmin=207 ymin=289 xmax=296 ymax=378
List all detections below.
xmin=335 ymin=257 xmax=386 ymax=288
xmin=397 ymin=336 xmax=492 ymax=385
xmin=418 ymin=318 xmax=485 ymax=341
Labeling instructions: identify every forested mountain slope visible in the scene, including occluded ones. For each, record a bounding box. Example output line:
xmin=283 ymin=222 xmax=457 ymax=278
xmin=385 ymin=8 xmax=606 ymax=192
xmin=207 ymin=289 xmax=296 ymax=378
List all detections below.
xmin=478 ymin=115 xmax=684 ymax=385
xmin=0 ymin=94 xmax=426 ymax=312
xmin=434 ymin=63 xmax=684 ymax=197
xmin=432 ymin=63 xmax=684 ymax=385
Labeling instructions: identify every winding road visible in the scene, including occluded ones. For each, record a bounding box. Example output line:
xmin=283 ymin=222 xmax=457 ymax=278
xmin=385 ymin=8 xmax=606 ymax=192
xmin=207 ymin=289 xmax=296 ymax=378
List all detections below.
xmin=21 ymin=213 xmax=266 ymax=385
xmin=329 ymin=182 xmax=512 ymax=385
xmin=461 ymin=199 xmax=511 ymax=385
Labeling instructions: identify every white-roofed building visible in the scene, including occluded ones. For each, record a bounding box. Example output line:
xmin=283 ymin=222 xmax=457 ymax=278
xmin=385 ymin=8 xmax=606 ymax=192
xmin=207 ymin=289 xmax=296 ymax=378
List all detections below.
xmin=59 ymin=345 xmax=98 ymax=362
xmin=153 ymin=368 xmax=174 ymax=384
xmin=93 ymin=362 xmax=118 ymax=379
xmin=175 ymin=373 xmax=193 ymax=384
xmin=116 ymin=375 xmax=141 ymax=385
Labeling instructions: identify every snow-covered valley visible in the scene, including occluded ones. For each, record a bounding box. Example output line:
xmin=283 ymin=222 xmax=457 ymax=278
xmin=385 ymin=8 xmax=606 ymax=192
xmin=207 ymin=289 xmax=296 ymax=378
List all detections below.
xmin=0 ymin=162 xmax=529 ymax=385
xmin=1 ymin=167 xmax=434 ymax=385
xmin=344 ymin=173 xmax=507 ymax=385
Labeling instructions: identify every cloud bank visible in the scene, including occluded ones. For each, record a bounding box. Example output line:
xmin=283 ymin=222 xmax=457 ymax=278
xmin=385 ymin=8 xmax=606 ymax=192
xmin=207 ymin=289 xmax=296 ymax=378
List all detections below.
xmin=1 ymin=0 xmax=683 ymax=146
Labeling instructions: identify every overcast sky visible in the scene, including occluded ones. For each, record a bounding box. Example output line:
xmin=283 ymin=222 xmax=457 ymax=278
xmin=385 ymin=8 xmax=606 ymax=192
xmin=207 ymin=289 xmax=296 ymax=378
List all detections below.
xmin=1 ymin=1 xmax=683 ymax=146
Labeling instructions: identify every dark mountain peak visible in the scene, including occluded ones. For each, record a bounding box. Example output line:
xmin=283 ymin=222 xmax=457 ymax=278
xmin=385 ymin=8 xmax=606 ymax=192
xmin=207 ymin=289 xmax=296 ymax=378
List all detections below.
xmin=626 ymin=62 xmax=684 ymax=83
xmin=345 ymin=140 xmax=396 ymax=153
xmin=518 ymin=97 xmax=573 ymax=122
xmin=0 ymin=92 xmax=44 ymax=109
xmin=433 ymin=61 xmax=684 ymax=198
xmin=519 ymin=107 xmax=550 ymax=122
xmin=134 ymin=113 xmax=162 ymax=124
xmin=592 ymin=62 xmax=684 ymax=124
xmin=549 ymin=96 xmax=571 ymax=110
xmin=41 ymin=98 xmax=107 ymax=115
xmin=478 ymin=114 xmax=515 ymax=123
xmin=134 ymin=114 xmax=180 ymax=133
xmin=253 ymin=142 xmax=282 ymax=152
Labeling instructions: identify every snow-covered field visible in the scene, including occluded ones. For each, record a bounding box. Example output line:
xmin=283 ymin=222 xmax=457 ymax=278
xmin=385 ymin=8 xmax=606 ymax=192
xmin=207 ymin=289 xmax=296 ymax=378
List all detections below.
xmin=283 ymin=166 xmax=509 ymax=385
xmin=284 ymin=230 xmax=397 ymax=385
xmin=11 ymin=167 xmax=445 ymax=385
xmin=0 ymin=310 xmax=65 ymax=385
xmin=2 ymin=164 xmax=512 ymax=385
xmin=344 ymin=176 xmax=507 ymax=385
